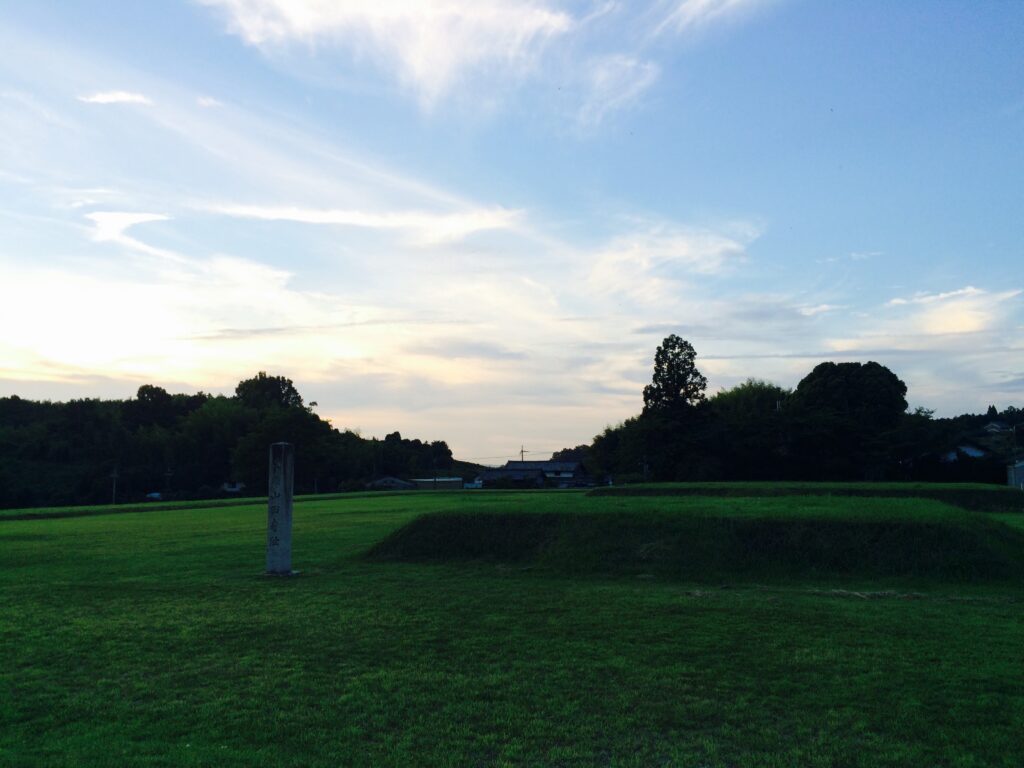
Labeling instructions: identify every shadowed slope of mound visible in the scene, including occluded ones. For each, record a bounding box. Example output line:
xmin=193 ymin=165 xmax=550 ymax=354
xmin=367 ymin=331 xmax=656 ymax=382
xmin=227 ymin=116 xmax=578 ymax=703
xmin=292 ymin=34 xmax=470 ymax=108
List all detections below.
xmin=367 ymin=510 xmax=1024 ymax=582
xmin=588 ymin=483 xmax=1024 ymax=514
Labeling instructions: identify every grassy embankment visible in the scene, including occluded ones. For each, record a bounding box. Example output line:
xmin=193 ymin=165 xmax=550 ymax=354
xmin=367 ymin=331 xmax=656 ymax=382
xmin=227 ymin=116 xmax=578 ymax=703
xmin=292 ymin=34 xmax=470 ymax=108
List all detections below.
xmin=590 ymin=481 xmax=1024 ymax=512
xmin=2 ymin=487 xmax=1024 ymax=766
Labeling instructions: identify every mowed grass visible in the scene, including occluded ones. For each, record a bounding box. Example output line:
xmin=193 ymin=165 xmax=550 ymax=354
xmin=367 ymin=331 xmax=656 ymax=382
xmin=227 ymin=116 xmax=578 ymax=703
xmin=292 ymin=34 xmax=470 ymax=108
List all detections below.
xmin=589 ymin=482 xmax=1024 ymax=514
xmin=369 ymin=500 xmax=1024 ymax=582
xmin=2 ymin=491 xmax=1024 ymax=767
xmin=0 ymin=491 xmax=381 ymax=521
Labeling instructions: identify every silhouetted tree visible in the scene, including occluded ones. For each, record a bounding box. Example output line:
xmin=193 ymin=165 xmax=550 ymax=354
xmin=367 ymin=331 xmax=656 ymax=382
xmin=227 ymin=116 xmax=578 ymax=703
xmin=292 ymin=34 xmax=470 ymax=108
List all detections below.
xmin=642 ymin=335 xmax=707 ymax=415
xmin=707 ymin=379 xmax=791 ymax=480
xmin=789 ymin=361 xmax=908 ymax=479
xmin=551 ymin=445 xmax=590 ymax=463
xmin=232 ymin=405 xmax=339 ymax=494
xmin=234 ymin=372 xmax=305 ymax=411
xmin=176 ymin=396 xmax=255 ymax=492
xmin=792 ymin=361 xmax=907 ymax=429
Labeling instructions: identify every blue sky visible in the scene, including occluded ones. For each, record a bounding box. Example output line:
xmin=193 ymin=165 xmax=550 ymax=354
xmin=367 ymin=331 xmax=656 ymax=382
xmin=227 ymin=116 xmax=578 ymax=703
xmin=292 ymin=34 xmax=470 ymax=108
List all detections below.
xmin=1 ymin=0 xmax=1022 ymax=461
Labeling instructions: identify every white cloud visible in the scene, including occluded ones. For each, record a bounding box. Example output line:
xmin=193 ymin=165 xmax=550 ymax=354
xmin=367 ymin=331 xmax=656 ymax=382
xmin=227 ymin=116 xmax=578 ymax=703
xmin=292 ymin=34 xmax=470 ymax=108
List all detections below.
xmin=84 ymin=211 xmax=189 ymax=264
xmin=197 ymin=96 xmax=222 ymax=107
xmin=207 ymin=203 xmax=523 ymax=244
xmin=880 ymin=286 xmax=1022 ymax=337
xmin=587 ymin=225 xmax=753 ymax=305
xmin=197 ymin=0 xmax=572 ymax=106
xmin=77 ymin=91 xmax=152 ymax=105
xmin=577 ymin=54 xmax=660 ymax=126
xmin=653 ymin=0 xmax=770 ymax=37
xmin=828 ymin=286 xmax=1022 ymax=353
xmin=798 ymin=304 xmax=843 ymax=317
xmin=85 ymin=211 xmax=168 ymax=242
xmin=911 ymin=289 xmax=1021 ymax=336
xmin=887 ymin=286 xmax=985 ymax=306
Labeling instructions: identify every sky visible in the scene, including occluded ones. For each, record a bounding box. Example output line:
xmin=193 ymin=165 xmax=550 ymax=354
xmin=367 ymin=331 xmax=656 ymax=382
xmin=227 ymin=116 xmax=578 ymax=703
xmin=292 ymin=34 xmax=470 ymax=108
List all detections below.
xmin=1 ymin=1 xmax=1022 ymax=463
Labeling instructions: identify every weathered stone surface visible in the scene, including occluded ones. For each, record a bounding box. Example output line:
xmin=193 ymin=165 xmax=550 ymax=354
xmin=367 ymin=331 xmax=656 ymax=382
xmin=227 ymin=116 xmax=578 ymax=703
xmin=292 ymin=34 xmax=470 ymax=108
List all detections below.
xmin=266 ymin=442 xmax=294 ymax=574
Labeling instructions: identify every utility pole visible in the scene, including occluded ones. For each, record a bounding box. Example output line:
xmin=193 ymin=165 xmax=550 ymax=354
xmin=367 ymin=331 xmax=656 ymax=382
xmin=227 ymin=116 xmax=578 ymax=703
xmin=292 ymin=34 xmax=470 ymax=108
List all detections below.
xmin=520 ymin=445 xmax=526 ymax=462
xmin=110 ymin=467 xmax=119 ymax=505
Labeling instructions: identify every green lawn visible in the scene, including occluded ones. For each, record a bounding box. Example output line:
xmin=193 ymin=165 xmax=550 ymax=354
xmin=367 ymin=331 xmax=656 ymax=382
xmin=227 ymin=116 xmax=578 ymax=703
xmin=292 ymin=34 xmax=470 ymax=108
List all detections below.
xmin=590 ymin=482 xmax=1024 ymax=513
xmin=2 ymin=491 xmax=1023 ymax=766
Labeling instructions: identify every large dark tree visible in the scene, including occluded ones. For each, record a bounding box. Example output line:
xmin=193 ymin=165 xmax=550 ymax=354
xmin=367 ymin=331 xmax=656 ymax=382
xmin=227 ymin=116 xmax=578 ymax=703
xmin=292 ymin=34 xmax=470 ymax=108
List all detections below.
xmin=642 ymin=335 xmax=708 ymax=415
xmin=631 ymin=336 xmax=714 ymax=480
xmin=706 ymin=379 xmax=791 ymax=480
xmin=792 ymin=361 xmax=907 ymax=429
xmin=790 ymin=361 xmax=908 ymax=479
xmin=234 ymin=372 xmax=305 ymax=411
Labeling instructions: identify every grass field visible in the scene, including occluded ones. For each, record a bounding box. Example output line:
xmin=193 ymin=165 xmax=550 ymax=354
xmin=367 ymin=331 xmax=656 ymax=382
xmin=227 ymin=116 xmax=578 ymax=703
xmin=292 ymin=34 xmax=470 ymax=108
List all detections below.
xmin=589 ymin=482 xmax=1024 ymax=513
xmin=3 ymin=489 xmax=1024 ymax=766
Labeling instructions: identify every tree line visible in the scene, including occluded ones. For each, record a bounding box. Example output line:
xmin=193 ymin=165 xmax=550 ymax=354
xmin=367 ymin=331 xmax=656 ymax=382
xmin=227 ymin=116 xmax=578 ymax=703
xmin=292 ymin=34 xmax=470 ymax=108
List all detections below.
xmin=3 ymin=339 xmax=1020 ymax=508
xmin=0 ymin=372 xmax=455 ymax=509
xmin=560 ymin=335 xmax=1022 ymax=484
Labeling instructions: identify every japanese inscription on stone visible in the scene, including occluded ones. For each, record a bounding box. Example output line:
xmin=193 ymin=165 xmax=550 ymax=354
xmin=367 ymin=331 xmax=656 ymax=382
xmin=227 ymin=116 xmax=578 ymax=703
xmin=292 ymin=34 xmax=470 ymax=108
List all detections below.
xmin=266 ymin=442 xmax=294 ymax=574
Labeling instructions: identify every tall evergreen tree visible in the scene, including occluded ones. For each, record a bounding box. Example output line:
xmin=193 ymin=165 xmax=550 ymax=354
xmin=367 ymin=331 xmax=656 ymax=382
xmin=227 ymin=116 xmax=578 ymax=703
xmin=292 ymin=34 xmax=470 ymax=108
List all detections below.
xmin=642 ymin=335 xmax=708 ymax=414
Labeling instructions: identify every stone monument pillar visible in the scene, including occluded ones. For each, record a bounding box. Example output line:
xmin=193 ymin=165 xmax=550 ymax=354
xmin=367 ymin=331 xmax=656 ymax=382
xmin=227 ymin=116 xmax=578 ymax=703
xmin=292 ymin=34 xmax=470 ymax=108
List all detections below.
xmin=266 ymin=442 xmax=294 ymax=575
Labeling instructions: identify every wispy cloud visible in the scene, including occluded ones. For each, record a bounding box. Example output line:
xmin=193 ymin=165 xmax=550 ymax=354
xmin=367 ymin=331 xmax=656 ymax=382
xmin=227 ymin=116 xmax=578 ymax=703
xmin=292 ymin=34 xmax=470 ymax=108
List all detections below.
xmin=652 ymin=0 xmax=770 ymax=37
xmin=828 ymin=286 xmax=1022 ymax=353
xmin=406 ymin=340 xmax=527 ymax=361
xmin=887 ymin=286 xmax=986 ymax=306
xmin=84 ymin=211 xmax=189 ymax=264
xmin=85 ymin=211 xmax=168 ymax=242
xmin=197 ymin=0 xmax=572 ymax=107
xmin=207 ymin=203 xmax=523 ymax=244
xmin=798 ymin=303 xmax=844 ymax=317
xmin=77 ymin=90 xmax=152 ymax=105
xmin=577 ymin=54 xmax=660 ymax=126
xmin=587 ymin=224 xmax=755 ymax=304
xmin=197 ymin=96 xmax=222 ymax=108
xmin=906 ymin=288 xmax=1021 ymax=336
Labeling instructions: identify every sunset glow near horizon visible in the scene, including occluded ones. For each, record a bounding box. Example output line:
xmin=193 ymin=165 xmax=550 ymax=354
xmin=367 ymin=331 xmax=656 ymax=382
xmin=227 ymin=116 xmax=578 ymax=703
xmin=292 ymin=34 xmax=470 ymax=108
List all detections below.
xmin=1 ymin=1 xmax=1022 ymax=461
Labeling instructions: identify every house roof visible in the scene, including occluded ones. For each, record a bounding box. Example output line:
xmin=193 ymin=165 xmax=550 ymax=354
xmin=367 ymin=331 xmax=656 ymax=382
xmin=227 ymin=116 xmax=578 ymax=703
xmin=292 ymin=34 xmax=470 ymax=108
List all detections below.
xmin=366 ymin=476 xmax=416 ymax=488
xmin=480 ymin=468 xmax=546 ymax=480
xmin=503 ymin=461 xmax=584 ymax=472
